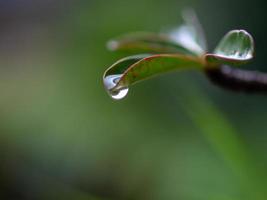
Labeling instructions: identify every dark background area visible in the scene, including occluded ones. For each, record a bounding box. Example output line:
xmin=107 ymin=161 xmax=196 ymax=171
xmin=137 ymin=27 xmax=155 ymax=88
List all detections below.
xmin=0 ymin=0 xmax=267 ymax=199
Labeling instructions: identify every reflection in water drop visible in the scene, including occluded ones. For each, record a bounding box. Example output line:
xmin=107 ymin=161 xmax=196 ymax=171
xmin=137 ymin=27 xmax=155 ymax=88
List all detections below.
xmin=103 ymin=74 xmax=129 ymax=100
xmin=109 ymin=87 xmax=129 ymax=100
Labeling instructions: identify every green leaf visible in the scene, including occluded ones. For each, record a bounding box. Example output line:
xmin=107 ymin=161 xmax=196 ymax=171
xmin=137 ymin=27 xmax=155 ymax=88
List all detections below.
xmin=106 ymin=9 xmax=207 ymax=57
xmin=167 ymin=9 xmax=207 ymax=55
xmin=205 ymin=30 xmax=254 ymax=66
xmin=107 ymin=32 xmax=199 ymax=56
xmin=103 ymin=54 xmax=204 ymax=100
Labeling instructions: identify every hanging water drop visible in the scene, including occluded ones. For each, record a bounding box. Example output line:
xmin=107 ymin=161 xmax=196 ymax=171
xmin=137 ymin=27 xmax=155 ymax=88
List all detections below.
xmin=103 ymin=74 xmax=129 ymax=100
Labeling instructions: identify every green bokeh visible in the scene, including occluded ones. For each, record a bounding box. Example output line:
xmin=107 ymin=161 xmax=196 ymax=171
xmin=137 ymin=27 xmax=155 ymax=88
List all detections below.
xmin=0 ymin=0 xmax=267 ymax=199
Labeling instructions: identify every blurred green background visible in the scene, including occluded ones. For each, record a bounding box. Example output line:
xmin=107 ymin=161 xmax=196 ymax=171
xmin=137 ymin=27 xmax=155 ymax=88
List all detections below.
xmin=0 ymin=0 xmax=267 ymax=199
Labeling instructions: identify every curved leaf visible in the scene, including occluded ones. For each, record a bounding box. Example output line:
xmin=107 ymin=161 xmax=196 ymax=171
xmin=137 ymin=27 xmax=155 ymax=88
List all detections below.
xmin=182 ymin=9 xmax=207 ymax=52
xmin=103 ymin=54 xmax=204 ymax=99
xmin=167 ymin=9 xmax=207 ymax=55
xmin=205 ymin=30 xmax=254 ymax=66
xmin=107 ymin=32 xmax=199 ymax=56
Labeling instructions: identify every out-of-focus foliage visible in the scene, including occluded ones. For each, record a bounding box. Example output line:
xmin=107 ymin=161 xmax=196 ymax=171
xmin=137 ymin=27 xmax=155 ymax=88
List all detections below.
xmin=0 ymin=0 xmax=267 ymax=200
xmin=107 ymin=32 xmax=198 ymax=55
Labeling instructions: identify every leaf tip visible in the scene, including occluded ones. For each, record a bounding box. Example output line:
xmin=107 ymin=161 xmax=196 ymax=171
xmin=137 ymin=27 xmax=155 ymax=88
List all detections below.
xmin=107 ymin=40 xmax=119 ymax=51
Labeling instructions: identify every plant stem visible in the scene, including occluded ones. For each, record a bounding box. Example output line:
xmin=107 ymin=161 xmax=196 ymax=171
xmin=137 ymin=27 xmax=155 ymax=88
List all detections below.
xmin=205 ymin=65 xmax=267 ymax=93
xmin=175 ymin=81 xmax=267 ymax=199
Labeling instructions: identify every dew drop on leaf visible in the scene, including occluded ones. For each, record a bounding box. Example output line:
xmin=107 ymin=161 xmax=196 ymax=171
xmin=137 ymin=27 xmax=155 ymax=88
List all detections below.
xmin=103 ymin=74 xmax=129 ymax=100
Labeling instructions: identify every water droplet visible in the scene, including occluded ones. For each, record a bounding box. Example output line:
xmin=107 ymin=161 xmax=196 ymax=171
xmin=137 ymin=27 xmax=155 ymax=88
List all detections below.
xmin=103 ymin=74 xmax=129 ymax=100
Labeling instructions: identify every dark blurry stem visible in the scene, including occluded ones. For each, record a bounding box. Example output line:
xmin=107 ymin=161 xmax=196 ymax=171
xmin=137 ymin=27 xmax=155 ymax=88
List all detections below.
xmin=205 ymin=65 xmax=267 ymax=93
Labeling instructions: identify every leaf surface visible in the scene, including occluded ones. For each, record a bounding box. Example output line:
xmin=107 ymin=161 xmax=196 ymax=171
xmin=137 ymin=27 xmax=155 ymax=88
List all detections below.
xmin=205 ymin=30 xmax=254 ymax=66
xmin=167 ymin=9 xmax=207 ymax=55
xmin=107 ymin=32 xmax=200 ymax=56
xmin=103 ymin=54 xmax=204 ymax=99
